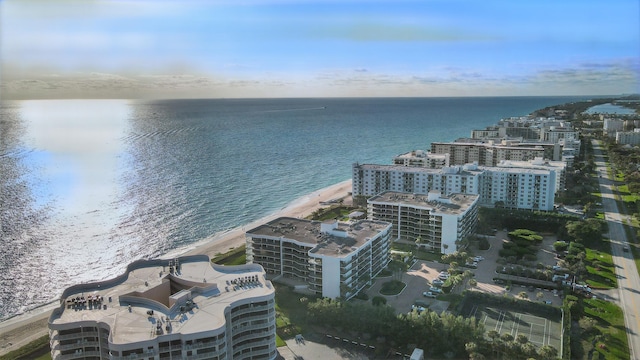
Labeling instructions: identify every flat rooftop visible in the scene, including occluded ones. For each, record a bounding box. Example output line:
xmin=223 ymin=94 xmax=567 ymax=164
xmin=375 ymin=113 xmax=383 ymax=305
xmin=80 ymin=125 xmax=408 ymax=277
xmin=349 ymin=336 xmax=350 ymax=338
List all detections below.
xmin=368 ymin=191 xmax=478 ymax=215
xmin=480 ymin=166 xmax=553 ymax=175
xmin=49 ymin=256 xmax=274 ymax=344
xmin=393 ymin=150 xmax=447 ymax=159
xmin=246 ymin=217 xmax=391 ymax=257
xmin=355 ymin=163 xmax=483 ymax=176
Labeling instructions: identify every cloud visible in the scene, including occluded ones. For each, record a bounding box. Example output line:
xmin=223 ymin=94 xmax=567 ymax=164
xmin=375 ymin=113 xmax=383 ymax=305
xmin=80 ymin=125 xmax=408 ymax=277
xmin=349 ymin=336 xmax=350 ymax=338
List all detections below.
xmin=528 ymin=60 xmax=638 ymax=87
xmin=316 ymin=21 xmax=494 ymax=42
xmin=2 ymin=58 xmax=637 ymax=99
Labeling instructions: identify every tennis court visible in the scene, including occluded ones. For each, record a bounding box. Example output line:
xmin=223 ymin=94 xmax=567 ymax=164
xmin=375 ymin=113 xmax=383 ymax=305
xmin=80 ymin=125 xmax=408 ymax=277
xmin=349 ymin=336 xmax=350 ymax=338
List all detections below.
xmin=468 ymin=305 xmax=562 ymax=350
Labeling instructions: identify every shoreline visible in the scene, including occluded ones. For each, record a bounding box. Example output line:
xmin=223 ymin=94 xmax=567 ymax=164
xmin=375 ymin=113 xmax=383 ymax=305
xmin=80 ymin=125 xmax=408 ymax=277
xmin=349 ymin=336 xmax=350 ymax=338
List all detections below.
xmin=0 ymin=179 xmax=353 ymax=356
xmin=182 ymin=179 xmax=353 ymax=259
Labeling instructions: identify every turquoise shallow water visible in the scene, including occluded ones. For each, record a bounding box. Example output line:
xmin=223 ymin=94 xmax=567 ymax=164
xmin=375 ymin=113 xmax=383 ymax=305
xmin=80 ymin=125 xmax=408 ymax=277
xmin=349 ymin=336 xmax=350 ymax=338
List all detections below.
xmin=0 ymin=96 xmax=591 ymax=319
xmin=584 ymin=102 xmax=636 ymax=115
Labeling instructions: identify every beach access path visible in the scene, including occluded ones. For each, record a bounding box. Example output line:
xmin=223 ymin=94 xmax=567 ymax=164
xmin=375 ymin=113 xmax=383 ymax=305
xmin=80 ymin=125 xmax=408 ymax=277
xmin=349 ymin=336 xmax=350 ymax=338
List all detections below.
xmin=0 ymin=179 xmax=353 ymax=356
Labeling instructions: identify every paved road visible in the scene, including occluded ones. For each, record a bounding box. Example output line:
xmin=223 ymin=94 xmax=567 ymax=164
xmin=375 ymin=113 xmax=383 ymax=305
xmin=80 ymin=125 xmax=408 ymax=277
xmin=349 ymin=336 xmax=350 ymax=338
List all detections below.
xmin=592 ymin=140 xmax=640 ymax=359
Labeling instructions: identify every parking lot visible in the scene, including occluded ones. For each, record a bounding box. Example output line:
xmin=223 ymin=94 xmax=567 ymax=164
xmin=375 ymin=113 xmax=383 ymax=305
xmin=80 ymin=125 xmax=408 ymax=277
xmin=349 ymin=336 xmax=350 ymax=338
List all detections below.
xmin=364 ymin=230 xmax=564 ymax=313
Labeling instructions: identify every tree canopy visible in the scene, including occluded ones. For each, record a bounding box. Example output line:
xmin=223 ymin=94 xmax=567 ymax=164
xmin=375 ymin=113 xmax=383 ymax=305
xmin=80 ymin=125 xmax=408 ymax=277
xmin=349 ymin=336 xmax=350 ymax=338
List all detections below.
xmin=566 ymin=218 xmax=603 ymax=244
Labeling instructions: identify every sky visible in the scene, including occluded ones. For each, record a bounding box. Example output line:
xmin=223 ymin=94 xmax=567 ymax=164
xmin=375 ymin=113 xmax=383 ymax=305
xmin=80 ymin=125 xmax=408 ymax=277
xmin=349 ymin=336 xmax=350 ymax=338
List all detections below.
xmin=1 ymin=0 xmax=639 ymax=99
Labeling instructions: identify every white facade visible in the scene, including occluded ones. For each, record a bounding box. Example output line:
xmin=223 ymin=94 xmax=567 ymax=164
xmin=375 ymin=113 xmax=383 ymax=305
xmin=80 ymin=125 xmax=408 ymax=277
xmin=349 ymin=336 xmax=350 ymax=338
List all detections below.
xmin=246 ymin=218 xmax=392 ymax=300
xmin=604 ymin=118 xmax=625 ymax=136
xmin=352 ymin=163 xmax=481 ymax=198
xmin=470 ymin=128 xmax=500 ymax=139
xmin=367 ymin=191 xmax=479 ymax=255
xmin=48 ymin=256 xmax=277 ymax=360
xmin=393 ymin=150 xmax=450 ymax=168
xmin=430 ymin=141 xmax=561 ymax=166
xmin=604 ymin=118 xmax=625 ymax=131
xmin=616 ymin=131 xmax=640 ymax=146
xmin=478 ymin=167 xmax=556 ymax=211
xmin=541 ymin=127 xmax=579 ymax=143
xmin=496 ymin=157 xmax=566 ymax=197
xmin=353 ymin=162 xmax=557 ymax=211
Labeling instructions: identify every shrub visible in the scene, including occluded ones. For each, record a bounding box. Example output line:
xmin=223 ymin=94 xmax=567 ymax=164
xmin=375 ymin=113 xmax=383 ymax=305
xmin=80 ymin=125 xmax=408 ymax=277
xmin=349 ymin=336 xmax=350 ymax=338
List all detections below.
xmin=553 ymin=241 xmax=569 ymax=252
xmin=372 ymin=296 xmax=387 ymax=306
xmin=499 ymin=249 xmax=517 ymax=258
xmin=478 ymin=237 xmax=490 ymax=250
xmin=379 ymin=280 xmax=405 ymax=295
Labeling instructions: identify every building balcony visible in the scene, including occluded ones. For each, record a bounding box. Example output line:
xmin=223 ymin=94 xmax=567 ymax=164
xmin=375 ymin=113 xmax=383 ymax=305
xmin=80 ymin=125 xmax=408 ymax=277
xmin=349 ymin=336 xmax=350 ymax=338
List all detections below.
xmin=58 ymin=350 xmax=102 ymax=359
xmin=185 ymin=350 xmax=227 ymax=360
xmin=231 ymin=337 xmax=274 ymax=355
xmin=53 ymin=340 xmax=101 ymax=351
xmin=52 ymin=331 xmax=100 ymax=341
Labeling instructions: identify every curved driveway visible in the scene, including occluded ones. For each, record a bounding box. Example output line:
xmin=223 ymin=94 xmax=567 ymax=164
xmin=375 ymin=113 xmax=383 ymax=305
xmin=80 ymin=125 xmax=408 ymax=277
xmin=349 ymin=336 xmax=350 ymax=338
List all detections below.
xmin=593 ymin=139 xmax=640 ymax=359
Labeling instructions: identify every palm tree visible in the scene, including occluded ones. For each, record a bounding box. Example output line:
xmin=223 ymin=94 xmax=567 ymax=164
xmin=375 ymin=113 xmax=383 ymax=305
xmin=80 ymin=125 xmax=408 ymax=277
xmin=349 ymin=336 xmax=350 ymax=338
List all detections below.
xmin=469 ymin=352 xmax=486 ymax=360
xmin=487 ymin=330 xmax=499 ymax=342
xmin=487 ymin=330 xmax=500 ymax=358
xmin=500 ymin=332 xmax=514 ymax=358
xmin=537 ymin=345 xmax=558 ymax=360
xmin=516 ymin=334 xmax=529 ymax=344
xmin=500 ymin=333 xmax=514 ymax=342
xmin=465 ymin=341 xmax=478 ymax=355
xmin=448 ymin=261 xmax=459 ymax=275
xmin=521 ymin=342 xmax=537 ymax=359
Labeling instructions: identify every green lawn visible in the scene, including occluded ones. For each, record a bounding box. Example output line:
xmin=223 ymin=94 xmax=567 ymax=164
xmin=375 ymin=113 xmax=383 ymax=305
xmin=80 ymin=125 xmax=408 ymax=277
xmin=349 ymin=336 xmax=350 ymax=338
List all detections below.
xmin=308 ymin=205 xmax=355 ymax=221
xmin=210 ymin=245 xmax=246 ymax=265
xmin=617 ymin=184 xmax=640 ymax=203
xmin=0 ymin=335 xmax=51 ymax=360
xmin=582 ymin=298 xmax=629 ymax=360
xmin=379 ymin=280 xmax=406 ymax=295
xmin=585 ymin=248 xmax=617 ymax=289
xmin=274 ymin=284 xmax=316 ymax=340
xmin=391 ymin=243 xmax=441 ymax=261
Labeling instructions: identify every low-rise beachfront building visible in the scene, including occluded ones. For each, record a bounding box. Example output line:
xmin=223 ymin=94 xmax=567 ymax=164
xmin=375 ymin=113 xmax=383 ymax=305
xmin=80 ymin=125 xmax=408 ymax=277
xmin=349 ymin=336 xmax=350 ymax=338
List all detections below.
xmin=352 ymin=163 xmax=482 ymax=198
xmin=367 ymin=191 xmax=479 ymax=254
xmin=616 ymin=130 xmax=640 ymax=146
xmin=392 ymin=150 xmax=450 ymax=168
xmin=48 ymin=255 xmax=277 ymax=360
xmin=603 ymin=118 xmax=625 ymax=136
xmin=430 ymin=140 xmax=562 ymax=165
xmin=245 ymin=217 xmax=392 ymax=300
xmin=541 ymin=127 xmax=579 ymax=143
xmin=470 ymin=127 xmax=500 ymax=139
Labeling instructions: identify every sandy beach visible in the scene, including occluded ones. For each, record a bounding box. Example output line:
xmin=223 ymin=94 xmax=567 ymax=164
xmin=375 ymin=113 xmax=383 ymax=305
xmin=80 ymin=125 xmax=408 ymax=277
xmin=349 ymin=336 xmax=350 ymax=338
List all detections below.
xmin=0 ymin=179 xmax=353 ymax=356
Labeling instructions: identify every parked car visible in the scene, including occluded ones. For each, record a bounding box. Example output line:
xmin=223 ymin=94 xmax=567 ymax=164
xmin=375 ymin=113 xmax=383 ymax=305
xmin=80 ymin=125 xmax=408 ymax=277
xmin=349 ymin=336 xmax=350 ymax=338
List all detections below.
xmin=473 ymin=256 xmax=484 ymax=262
xmin=464 ymin=262 xmax=478 ymax=269
xmin=429 ymin=287 xmax=443 ymax=293
xmin=423 ymin=291 xmax=437 ymax=298
xmin=438 ymin=272 xmax=450 ymax=280
xmin=432 ymin=279 xmax=445 ymax=286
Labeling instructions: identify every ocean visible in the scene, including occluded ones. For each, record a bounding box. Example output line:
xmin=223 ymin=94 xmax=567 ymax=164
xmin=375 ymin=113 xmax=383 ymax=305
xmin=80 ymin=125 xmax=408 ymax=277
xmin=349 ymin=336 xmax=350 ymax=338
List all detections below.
xmin=0 ymin=96 xmax=592 ymax=320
